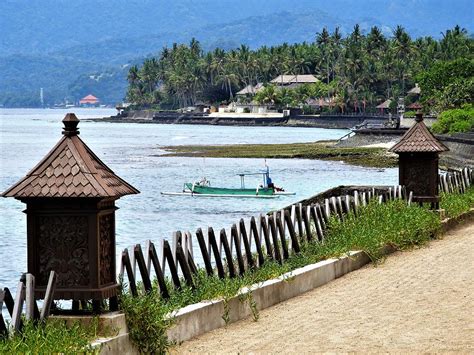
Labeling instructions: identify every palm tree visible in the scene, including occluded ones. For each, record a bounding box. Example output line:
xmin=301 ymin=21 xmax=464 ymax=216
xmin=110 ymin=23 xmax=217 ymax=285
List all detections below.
xmin=316 ymin=27 xmax=332 ymax=85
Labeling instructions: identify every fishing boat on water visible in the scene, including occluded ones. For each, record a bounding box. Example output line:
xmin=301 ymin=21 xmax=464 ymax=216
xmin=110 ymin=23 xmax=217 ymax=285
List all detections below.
xmin=161 ymin=167 xmax=295 ymax=198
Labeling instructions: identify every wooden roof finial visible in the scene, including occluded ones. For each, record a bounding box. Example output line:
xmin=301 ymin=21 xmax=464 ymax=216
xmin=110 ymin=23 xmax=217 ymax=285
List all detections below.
xmin=415 ymin=110 xmax=423 ymax=123
xmin=62 ymin=113 xmax=80 ymax=136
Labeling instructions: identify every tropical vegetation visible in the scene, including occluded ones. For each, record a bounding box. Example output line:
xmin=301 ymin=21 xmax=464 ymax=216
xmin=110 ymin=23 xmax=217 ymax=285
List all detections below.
xmin=431 ymin=104 xmax=474 ymax=134
xmin=126 ymin=25 xmax=473 ymax=114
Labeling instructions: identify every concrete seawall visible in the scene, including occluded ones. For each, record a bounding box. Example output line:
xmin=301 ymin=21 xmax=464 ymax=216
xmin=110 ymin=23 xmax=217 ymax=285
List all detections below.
xmin=104 ymin=112 xmax=389 ymax=129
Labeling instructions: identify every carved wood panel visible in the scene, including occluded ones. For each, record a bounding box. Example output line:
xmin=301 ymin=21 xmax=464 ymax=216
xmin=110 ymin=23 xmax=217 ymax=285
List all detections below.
xmin=402 ymin=158 xmax=435 ymax=197
xmin=37 ymin=216 xmax=89 ymax=287
xmin=99 ymin=214 xmax=114 ymax=285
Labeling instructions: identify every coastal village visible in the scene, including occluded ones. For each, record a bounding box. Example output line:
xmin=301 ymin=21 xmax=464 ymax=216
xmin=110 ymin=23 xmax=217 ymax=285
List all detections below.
xmin=1 ymin=2 xmax=473 ymax=354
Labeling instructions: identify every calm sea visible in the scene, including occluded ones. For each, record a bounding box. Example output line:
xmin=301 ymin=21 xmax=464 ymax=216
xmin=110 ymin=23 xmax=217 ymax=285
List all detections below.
xmin=0 ymin=108 xmax=397 ymax=292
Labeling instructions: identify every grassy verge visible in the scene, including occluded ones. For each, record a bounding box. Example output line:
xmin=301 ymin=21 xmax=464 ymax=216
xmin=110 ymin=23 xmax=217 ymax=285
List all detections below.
xmin=160 ymin=142 xmax=398 ymax=168
xmin=0 ymin=319 xmax=100 ymax=353
xmin=440 ymin=185 xmax=474 ymax=218
xmin=121 ymin=198 xmax=451 ymax=353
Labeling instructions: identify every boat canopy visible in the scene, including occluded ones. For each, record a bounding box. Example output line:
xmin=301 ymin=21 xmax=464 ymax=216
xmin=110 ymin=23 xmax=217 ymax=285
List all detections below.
xmin=236 ymin=168 xmax=271 ymax=189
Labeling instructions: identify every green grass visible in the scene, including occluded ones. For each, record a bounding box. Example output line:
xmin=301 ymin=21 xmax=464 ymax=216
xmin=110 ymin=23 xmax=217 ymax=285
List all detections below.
xmin=121 ymin=198 xmax=445 ymax=353
xmin=160 ymin=142 xmax=398 ymax=168
xmin=0 ymin=319 xmax=100 ymax=354
xmin=440 ymin=185 xmax=474 ymax=218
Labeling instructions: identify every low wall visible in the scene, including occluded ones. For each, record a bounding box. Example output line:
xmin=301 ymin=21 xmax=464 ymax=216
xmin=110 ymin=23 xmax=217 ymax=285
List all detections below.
xmin=107 ymin=111 xmax=389 ymax=129
xmin=287 ymin=115 xmax=387 ymax=129
xmin=166 ymin=250 xmax=372 ymax=343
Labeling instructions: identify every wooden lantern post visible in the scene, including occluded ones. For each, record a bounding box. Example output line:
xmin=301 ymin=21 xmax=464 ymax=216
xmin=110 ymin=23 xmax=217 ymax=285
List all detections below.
xmin=2 ymin=113 xmax=139 ymax=312
xmin=389 ymin=112 xmax=448 ymax=208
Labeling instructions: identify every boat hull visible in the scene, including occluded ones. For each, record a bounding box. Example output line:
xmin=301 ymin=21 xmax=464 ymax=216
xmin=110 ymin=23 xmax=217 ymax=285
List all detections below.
xmin=161 ymin=191 xmax=280 ymax=198
xmin=185 ymin=183 xmax=275 ymax=196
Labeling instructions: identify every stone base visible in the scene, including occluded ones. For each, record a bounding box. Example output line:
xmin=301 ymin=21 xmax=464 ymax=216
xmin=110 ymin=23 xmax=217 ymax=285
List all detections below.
xmin=52 ymin=312 xmax=138 ymax=354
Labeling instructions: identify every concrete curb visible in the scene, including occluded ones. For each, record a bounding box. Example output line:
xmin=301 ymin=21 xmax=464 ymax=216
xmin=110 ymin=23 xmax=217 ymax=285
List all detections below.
xmin=166 ymin=250 xmax=371 ymax=343
xmin=93 ymin=208 xmax=474 ymax=353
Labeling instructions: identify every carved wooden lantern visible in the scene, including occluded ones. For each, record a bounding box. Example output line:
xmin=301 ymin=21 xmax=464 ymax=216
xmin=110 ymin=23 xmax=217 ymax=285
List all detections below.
xmin=389 ymin=112 xmax=448 ymax=207
xmin=2 ymin=113 xmax=139 ymax=310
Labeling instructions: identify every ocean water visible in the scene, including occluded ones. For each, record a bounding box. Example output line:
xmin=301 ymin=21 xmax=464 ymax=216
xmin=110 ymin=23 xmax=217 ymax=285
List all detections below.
xmin=0 ymin=108 xmax=398 ymax=292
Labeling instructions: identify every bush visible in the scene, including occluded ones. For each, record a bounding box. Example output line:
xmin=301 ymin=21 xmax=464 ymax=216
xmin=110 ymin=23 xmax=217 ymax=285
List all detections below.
xmin=432 ymin=104 xmax=474 ymax=134
xmin=404 ymin=110 xmax=416 ymax=118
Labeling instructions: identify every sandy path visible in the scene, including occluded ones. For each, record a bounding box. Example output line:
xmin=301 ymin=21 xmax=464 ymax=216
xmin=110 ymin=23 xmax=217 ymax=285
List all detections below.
xmin=176 ymin=221 xmax=474 ymax=354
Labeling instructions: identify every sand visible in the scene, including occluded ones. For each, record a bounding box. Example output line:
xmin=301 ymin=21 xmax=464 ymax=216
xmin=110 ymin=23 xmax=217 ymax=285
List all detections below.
xmin=176 ymin=221 xmax=474 ymax=354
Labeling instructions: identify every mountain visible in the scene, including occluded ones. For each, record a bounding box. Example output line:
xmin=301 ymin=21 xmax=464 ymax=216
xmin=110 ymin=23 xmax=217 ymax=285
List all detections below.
xmin=1 ymin=0 xmax=472 ymax=107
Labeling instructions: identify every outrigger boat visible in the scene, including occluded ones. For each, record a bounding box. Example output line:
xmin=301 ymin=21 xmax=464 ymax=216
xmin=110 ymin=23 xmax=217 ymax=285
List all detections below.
xmin=161 ymin=167 xmax=295 ymax=198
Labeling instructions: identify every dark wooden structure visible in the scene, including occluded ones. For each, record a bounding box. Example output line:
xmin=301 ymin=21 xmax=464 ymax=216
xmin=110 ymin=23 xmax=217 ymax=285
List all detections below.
xmin=2 ymin=113 xmax=139 ymax=310
xmin=389 ymin=112 xmax=448 ymax=207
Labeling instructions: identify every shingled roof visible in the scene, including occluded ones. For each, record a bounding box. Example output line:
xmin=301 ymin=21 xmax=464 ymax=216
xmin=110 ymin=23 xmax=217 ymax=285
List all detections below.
xmin=389 ymin=113 xmax=449 ymax=153
xmin=2 ymin=113 xmax=139 ymax=199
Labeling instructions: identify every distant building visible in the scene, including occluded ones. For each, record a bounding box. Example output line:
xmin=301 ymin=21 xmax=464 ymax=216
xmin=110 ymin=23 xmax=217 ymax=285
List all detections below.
xmin=305 ymin=97 xmax=334 ymax=110
xmin=407 ymin=83 xmax=421 ymax=95
xmin=236 ymin=83 xmax=264 ymax=96
xmin=79 ymin=94 xmax=100 ymax=106
xmin=376 ymin=99 xmax=392 ymax=114
xmin=271 ymin=74 xmax=318 ymax=86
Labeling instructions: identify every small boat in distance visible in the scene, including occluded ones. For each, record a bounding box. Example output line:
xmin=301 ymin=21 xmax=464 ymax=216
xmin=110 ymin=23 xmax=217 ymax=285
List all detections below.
xmin=161 ymin=167 xmax=295 ymax=198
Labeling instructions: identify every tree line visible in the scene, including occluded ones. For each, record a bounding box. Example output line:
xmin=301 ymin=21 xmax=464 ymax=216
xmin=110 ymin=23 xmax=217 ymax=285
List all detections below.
xmin=126 ymin=25 xmax=473 ymax=113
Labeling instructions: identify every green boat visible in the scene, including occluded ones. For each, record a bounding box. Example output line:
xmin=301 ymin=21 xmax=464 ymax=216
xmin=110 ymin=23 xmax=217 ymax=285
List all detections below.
xmin=161 ymin=167 xmax=295 ymax=198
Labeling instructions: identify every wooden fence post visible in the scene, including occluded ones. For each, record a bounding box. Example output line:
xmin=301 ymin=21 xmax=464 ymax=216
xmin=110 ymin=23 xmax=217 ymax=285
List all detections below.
xmin=134 ymin=244 xmax=152 ymax=293
xmin=40 ymin=271 xmax=58 ymax=321
xmin=122 ymin=249 xmax=138 ymax=296
xmin=220 ymin=229 xmax=236 ymax=278
xmin=260 ymin=215 xmax=273 ymax=260
xmin=268 ymin=216 xmax=282 ymax=264
xmin=302 ymin=206 xmax=312 ymax=242
xmin=231 ymin=224 xmax=246 ymax=275
xmin=175 ymin=244 xmax=194 ymax=288
xmin=310 ymin=206 xmax=324 ymax=241
xmin=284 ymin=210 xmax=300 ymax=253
xmin=249 ymin=217 xmax=265 ymax=267
xmin=25 ymin=273 xmax=35 ymax=321
xmin=0 ymin=290 xmax=7 ymax=337
xmin=11 ymin=281 xmax=25 ymax=332
xmin=295 ymin=205 xmax=304 ymax=241
xmin=196 ymin=228 xmax=213 ymax=276
xmin=208 ymin=227 xmax=226 ymax=279
xmin=239 ymin=219 xmax=254 ymax=269
xmin=163 ymin=240 xmax=182 ymax=289
xmin=276 ymin=215 xmax=289 ymax=260
xmin=148 ymin=242 xmax=170 ymax=298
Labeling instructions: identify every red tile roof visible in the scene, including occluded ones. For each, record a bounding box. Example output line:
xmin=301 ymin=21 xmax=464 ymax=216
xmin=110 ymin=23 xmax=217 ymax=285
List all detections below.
xmin=407 ymin=102 xmax=422 ymax=110
xmin=2 ymin=113 xmax=139 ymax=198
xmin=389 ymin=115 xmax=448 ymax=153
xmin=81 ymin=94 xmax=98 ymax=101
xmin=79 ymin=94 xmax=99 ymax=104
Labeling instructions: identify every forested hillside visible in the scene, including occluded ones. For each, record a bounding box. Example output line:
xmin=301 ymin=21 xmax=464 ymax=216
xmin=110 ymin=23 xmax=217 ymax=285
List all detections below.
xmin=1 ymin=0 xmax=472 ymax=107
